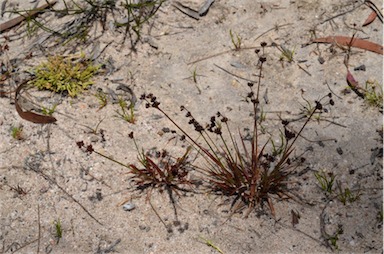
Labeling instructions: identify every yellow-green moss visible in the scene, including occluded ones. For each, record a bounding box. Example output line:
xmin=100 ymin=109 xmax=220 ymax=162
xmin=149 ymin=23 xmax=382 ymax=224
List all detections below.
xmin=30 ymin=53 xmax=100 ymax=97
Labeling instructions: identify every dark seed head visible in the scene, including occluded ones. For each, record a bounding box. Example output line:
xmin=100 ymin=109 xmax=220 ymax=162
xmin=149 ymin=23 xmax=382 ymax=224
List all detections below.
xmin=251 ymin=98 xmax=259 ymax=104
xmin=86 ymin=145 xmax=94 ymax=154
xmin=140 ymin=94 xmax=146 ymax=100
xmin=259 ymin=56 xmax=267 ymax=63
xmin=284 ymin=127 xmax=295 ymax=140
xmin=214 ymin=128 xmax=222 ymax=135
xmin=260 ymin=42 xmax=267 ymax=47
xmin=128 ymin=132 xmax=134 ymax=139
xmin=254 ymin=49 xmax=260 ymax=54
xmin=329 ymin=99 xmax=334 ymax=106
xmin=76 ymin=141 xmax=84 ymax=148
xmin=195 ymin=125 xmax=204 ymax=133
xmin=328 ymin=93 xmax=332 ymax=98
xmin=315 ymin=101 xmax=323 ymax=110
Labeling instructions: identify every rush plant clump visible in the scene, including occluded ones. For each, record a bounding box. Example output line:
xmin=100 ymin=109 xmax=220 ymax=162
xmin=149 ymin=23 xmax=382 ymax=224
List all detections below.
xmin=139 ymin=42 xmax=333 ymax=217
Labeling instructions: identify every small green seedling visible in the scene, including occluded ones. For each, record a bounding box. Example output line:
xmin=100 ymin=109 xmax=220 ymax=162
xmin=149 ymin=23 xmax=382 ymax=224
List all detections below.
xmin=364 ymin=79 xmax=383 ymax=109
xmin=30 ymin=53 xmax=100 ymax=97
xmin=327 ymin=224 xmax=343 ymax=250
xmin=336 ymin=181 xmax=360 ymax=205
xmin=115 ymin=97 xmax=135 ymax=123
xmin=229 ymin=29 xmax=242 ymax=50
xmin=378 ymin=207 xmax=383 ymax=223
xmin=94 ymin=89 xmax=108 ymax=110
xmin=11 ymin=126 xmax=23 ymax=140
xmin=192 ymin=66 xmax=198 ymax=84
xmin=183 ymin=66 xmax=204 ymax=94
xmin=314 ymin=171 xmax=335 ymax=194
xmin=54 ymin=219 xmax=62 ymax=244
xmin=300 ymin=92 xmax=323 ymax=121
xmin=270 ymin=132 xmax=286 ymax=157
xmin=278 ymin=45 xmax=296 ymax=63
xmin=41 ymin=104 xmax=57 ymax=116
xmin=198 ymin=236 xmax=224 ymax=254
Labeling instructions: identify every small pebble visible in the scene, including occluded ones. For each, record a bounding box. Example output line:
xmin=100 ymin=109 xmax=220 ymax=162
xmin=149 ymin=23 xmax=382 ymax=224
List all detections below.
xmin=123 ymin=202 xmax=136 ymax=211
xmin=90 ymin=135 xmax=99 ymax=143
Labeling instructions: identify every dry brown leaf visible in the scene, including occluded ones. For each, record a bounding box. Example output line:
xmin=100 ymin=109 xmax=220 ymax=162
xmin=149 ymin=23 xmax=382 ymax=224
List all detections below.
xmin=15 ymin=81 xmax=57 ymax=124
xmin=362 ymin=11 xmax=377 ymax=26
xmin=346 ymin=70 xmax=365 ymax=98
xmin=312 ymin=36 xmax=383 ymax=55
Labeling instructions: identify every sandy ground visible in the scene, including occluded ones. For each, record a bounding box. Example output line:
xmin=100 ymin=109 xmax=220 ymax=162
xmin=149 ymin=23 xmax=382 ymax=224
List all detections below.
xmin=0 ymin=0 xmax=383 ymax=253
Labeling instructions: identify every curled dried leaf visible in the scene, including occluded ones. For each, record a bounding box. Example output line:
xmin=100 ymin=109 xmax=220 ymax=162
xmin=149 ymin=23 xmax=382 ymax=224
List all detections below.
xmin=15 ymin=81 xmax=57 ymax=124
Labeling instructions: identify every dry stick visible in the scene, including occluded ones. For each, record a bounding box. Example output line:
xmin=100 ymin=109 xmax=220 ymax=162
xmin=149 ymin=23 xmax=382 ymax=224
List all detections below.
xmin=9 ymin=239 xmax=38 ymax=254
xmin=275 ymin=219 xmax=327 ymax=248
xmin=187 ymin=23 xmax=292 ymax=65
xmin=319 ymin=1 xmax=364 ymax=25
xmin=0 ymin=0 xmax=57 ymax=33
xmin=37 ymin=205 xmax=41 ymax=254
xmin=29 ymin=168 xmax=103 ymax=226
xmin=149 ymin=199 xmax=168 ymax=229
xmin=296 ymin=63 xmax=312 ymax=76
xmin=213 ymin=64 xmax=260 ymax=84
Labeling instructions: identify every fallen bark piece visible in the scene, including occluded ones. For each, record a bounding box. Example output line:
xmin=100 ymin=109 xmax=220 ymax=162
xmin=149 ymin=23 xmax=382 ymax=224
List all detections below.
xmin=199 ymin=0 xmax=215 ymax=16
xmin=15 ymin=81 xmax=57 ymax=124
xmin=0 ymin=0 xmax=57 ymax=33
xmin=173 ymin=1 xmax=200 ymax=20
xmin=312 ymin=36 xmax=383 ymax=55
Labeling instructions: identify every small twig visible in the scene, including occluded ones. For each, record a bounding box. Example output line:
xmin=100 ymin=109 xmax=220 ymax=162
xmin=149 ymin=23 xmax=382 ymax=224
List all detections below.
xmin=28 ymin=167 xmax=103 ymax=225
xmin=149 ymin=198 xmax=168 ymax=230
xmin=9 ymin=239 xmax=38 ymax=254
xmin=325 ymin=81 xmax=342 ymax=99
xmin=188 ymin=24 xmax=292 ymax=65
xmin=0 ymin=0 xmax=57 ymax=33
xmin=275 ymin=219 xmax=326 ymax=247
xmin=37 ymin=204 xmax=41 ymax=254
xmin=319 ymin=2 xmax=364 ymax=24
xmin=214 ymin=64 xmax=260 ymax=84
